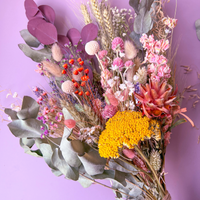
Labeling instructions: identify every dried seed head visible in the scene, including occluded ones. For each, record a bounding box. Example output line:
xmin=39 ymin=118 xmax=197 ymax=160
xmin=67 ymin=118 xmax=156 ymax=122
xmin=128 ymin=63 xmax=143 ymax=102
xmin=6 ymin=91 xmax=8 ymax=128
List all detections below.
xmin=150 ymin=150 xmax=161 ymax=171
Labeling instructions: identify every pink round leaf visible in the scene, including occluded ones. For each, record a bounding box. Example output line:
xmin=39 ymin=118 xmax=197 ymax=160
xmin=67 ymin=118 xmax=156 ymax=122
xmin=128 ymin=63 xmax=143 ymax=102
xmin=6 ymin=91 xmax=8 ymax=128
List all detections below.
xmin=35 ymin=22 xmax=58 ymax=45
xmin=38 ymin=5 xmax=56 ymax=24
xmin=28 ymin=18 xmax=45 ymax=37
xmin=67 ymin=28 xmax=81 ymax=46
xmin=24 ymin=0 xmax=39 ymax=17
xmin=58 ymin=35 xmax=71 ymax=54
xmin=64 ymin=119 xmax=76 ymax=129
xmin=81 ymin=23 xmax=98 ymax=44
xmin=26 ymin=10 xmax=44 ymax=20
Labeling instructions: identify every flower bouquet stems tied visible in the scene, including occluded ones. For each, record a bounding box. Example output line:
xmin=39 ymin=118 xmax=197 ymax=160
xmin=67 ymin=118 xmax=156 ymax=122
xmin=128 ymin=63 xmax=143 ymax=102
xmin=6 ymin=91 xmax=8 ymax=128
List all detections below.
xmin=4 ymin=0 xmax=194 ymax=199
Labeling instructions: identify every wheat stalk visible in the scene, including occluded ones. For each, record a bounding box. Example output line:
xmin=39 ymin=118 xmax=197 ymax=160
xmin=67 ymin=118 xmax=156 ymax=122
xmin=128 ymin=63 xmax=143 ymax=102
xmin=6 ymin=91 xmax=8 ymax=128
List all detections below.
xmin=102 ymin=6 xmax=114 ymax=41
xmin=83 ymin=104 xmax=99 ymax=125
xmin=90 ymin=0 xmax=104 ymax=29
xmin=80 ymin=3 xmax=92 ymax=25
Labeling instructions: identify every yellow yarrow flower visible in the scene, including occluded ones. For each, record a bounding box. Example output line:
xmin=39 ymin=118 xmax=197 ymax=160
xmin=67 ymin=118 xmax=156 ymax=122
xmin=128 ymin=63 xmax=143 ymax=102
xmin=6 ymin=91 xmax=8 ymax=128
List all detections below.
xmin=98 ymin=111 xmax=161 ymax=158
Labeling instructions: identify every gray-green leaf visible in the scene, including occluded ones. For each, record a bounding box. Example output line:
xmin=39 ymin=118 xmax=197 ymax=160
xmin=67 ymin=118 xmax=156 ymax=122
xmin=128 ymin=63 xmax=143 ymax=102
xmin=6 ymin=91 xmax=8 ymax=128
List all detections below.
xmin=129 ymin=0 xmax=140 ymax=15
xmin=17 ymin=96 xmax=39 ymax=120
xmin=8 ymin=118 xmax=45 ymax=138
xmin=78 ymin=148 xmax=106 ymax=176
xmin=20 ymin=138 xmax=42 ymax=157
xmin=109 ymin=159 xmax=138 ymax=175
xmin=52 ymin=148 xmax=79 ymax=180
xmin=18 ymin=43 xmax=51 ymax=62
xmin=130 ymin=31 xmax=143 ymax=50
xmin=134 ymin=8 xmax=153 ymax=34
xmin=4 ymin=108 xmax=18 ymax=120
xmin=20 ymin=29 xmax=41 ymax=48
xmin=195 ymin=19 xmax=200 ymax=40
xmin=60 ymin=129 xmax=82 ymax=168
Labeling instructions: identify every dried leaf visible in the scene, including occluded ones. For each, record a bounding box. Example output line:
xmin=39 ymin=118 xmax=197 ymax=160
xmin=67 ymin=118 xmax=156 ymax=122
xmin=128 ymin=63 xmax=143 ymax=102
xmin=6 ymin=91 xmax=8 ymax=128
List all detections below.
xmin=35 ymin=22 xmax=57 ymax=45
xmin=38 ymin=5 xmax=56 ymax=24
xmin=52 ymin=148 xmax=79 ymax=180
xmin=17 ymin=96 xmax=39 ymax=120
xmin=195 ymin=19 xmax=200 ymax=41
xmin=18 ymin=43 xmax=51 ymax=62
xmin=28 ymin=18 xmax=45 ymax=37
xmin=129 ymin=0 xmax=140 ymax=14
xmin=67 ymin=28 xmax=81 ymax=46
xmin=20 ymin=138 xmax=42 ymax=157
xmin=78 ymin=148 xmax=106 ymax=176
xmin=24 ymin=0 xmax=38 ymax=17
xmin=134 ymin=8 xmax=153 ymax=34
xmin=81 ymin=23 xmax=98 ymax=44
xmin=20 ymin=29 xmax=41 ymax=47
xmin=8 ymin=118 xmax=45 ymax=138
xmin=130 ymin=31 xmax=143 ymax=50
xmin=60 ymin=128 xmax=82 ymax=168
xmin=4 ymin=108 xmax=18 ymax=120
xmin=109 ymin=159 xmax=138 ymax=175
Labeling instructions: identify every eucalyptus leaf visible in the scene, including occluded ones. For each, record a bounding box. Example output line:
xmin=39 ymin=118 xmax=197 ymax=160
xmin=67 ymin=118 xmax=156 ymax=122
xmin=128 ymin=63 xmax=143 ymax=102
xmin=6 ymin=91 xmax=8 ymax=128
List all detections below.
xmin=109 ymin=159 xmax=138 ymax=175
xmin=134 ymin=8 xmax=153 ymax=34
xmin=195 ymin=19 xmax=200 ymax=41
xmin=20 ymin=138 xmax=42 ymax=157
xmin=78 ymin=148 xmax=106 ymax=176
xmin=71 ymin=140 xmax=85 ymax=156
xmin=8 ymin=118 xmax=46 ymax=138
xmin=18 ymin=43 xmax=51 ymax=62
xmin=62 ymin=108 xmax=73 ymax=120
xmin=20 ymin=29 xmax=40 ymax=47
xmin=92 ymin=170 xmax=127 ymax=187
xmin=4 ymin=108 xmax=18 ymax=120
xmin=129 ymin=186 xmax=143 ymax=198
xmin=39 ymin=142 xmax=57 ymax=170
xmin=52 ymin=148 xmax=79 ymax=180
xmin=130 ymin=31 xmax=143 ymax=50
xmin=51 ymin=169 xmax=63 ymax=177
xmin=60 ymin=129 xmax=82 ymax=168
xmin=129 ymin=0 xmax=140 ymax=14
xmin=78 ymin=175 xmax=93 ymax=188
xmin=17 ymin=96 xmax=39 ymax=120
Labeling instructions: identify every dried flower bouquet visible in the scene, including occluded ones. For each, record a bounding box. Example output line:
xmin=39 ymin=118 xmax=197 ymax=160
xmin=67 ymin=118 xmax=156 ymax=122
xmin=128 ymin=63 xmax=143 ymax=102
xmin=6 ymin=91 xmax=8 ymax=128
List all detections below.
xmin=4 ymin=0 xmax=194 ymax=199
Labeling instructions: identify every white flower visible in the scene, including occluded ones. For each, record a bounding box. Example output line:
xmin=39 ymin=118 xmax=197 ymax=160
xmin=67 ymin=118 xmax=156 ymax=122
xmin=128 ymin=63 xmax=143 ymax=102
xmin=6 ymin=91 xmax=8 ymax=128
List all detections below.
xmin=119 ymin=84 xmax=127 ymax=90
xmin=13 ymin=92 xmax=18 ymax=98
xmin=6 ymin=92 xmax=12 ymax=98
xmin=107 ymin=79 xmax=116 ymax=87
xmin=8 ymin=116 xmax=12 ymax=121
xmin=129 ymin=88 xmax=135 ymax=96
xmin=13 ymin=106 xmax=21 ymax=112
xmin=10 ymin=103 xmax=15 ymax=109
xmin=111 ymin=65 xmax=119 ymax=71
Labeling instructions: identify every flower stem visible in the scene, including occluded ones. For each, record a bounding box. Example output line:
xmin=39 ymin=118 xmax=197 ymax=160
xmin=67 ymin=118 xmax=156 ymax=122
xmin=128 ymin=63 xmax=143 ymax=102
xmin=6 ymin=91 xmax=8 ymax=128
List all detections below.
xmin=134 ymin=145 xmax=165 ymax=197
xmin=79 ymin=173 xmax=130 ymax=198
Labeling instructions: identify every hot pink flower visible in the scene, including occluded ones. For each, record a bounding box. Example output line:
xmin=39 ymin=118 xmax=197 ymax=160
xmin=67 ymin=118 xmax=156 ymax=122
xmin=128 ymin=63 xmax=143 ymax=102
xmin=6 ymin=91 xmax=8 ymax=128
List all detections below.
xmin=124 ymin=60 xmax=134 ymax=68
xmin=102 ymin=104 xmax=118 ymax=119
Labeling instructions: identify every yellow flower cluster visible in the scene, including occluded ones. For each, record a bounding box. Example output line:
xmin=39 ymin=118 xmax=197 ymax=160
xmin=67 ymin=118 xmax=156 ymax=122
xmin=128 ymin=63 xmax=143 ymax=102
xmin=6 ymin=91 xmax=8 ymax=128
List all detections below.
xmin=98 ymin=111 xmax=161 ymax=158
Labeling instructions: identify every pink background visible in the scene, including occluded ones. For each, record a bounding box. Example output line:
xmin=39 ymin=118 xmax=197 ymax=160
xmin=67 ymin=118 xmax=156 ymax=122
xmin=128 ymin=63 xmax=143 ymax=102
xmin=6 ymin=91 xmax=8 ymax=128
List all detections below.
xmin=0 ymin=0 xmax=200 ymax=199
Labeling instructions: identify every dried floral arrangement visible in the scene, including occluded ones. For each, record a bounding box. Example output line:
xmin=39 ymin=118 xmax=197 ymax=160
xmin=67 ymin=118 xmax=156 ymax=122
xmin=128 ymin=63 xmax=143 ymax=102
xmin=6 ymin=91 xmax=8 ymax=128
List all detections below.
xmin=3 ymin=0 xmax=195 ymax=199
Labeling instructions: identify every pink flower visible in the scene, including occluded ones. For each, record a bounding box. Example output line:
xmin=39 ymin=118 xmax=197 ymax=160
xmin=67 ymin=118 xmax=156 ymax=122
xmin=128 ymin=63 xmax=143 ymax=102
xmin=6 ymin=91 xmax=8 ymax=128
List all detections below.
xmin=112 ymin=57 xmax=124 ymax=71
xmin=98 ymin=50 xmax=108 ymax=60
xmin=102 ymin=104 xmax=118 ymax=119
xmin=112 ymin=37 xmax=124 ymax=52
xmin=164 ymin=131 xmax=172 ymax=146
xmin=101 ymin=69 xmax=113 ymax=88
xmin=124 ymin=60 xmax=134 ymax=68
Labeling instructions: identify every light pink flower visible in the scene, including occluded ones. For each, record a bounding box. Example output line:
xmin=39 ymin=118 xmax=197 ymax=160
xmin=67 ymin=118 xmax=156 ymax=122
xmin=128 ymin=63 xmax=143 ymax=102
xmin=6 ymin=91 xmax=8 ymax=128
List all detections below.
xmin=112 ymin=37 xmax=124 ymax=52
xmin=102 ymin=104 xmax=118 ymax=119
xmin=124 ymin=60 xmax=134 ymax=68
xmin=112 ymin=57 xmax=124 ymax=71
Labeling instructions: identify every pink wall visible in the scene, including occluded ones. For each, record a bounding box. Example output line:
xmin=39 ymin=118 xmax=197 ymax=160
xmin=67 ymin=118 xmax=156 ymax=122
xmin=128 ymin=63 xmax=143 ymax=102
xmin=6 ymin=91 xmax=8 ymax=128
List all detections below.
xmin=0 ymin=0 xmax=199 ymax=199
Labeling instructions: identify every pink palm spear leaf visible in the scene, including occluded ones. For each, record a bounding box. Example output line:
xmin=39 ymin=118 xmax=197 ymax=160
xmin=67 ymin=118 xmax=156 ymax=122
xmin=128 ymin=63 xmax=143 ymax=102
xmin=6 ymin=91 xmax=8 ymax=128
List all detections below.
xmin=134 ymin=81 xmax=177 ymax=118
